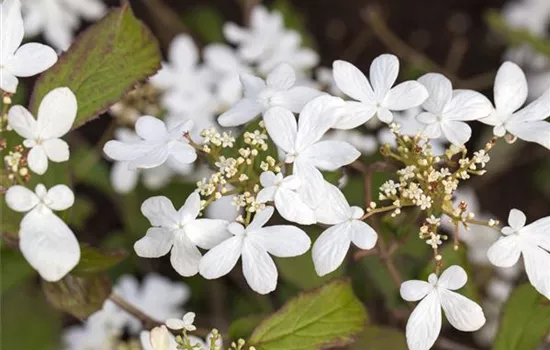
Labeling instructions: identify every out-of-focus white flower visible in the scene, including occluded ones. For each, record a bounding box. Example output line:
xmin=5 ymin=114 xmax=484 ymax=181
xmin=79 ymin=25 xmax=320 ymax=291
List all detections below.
xmin=332 ymin=55 xmax=428 ymax=127
xmin=8 ymin=87 xmax=76 ymax=174
xmin=145 ymin=326 xmax=177 ymax=350
xmin=416 ymin=73 xmax=493 ymax=146
xmin=166 ymin=312 xmax=196 ymax=331
xmin=487 ymin=208 xmax=550 ymax=299
xmin=0 ymin=0 xmax=58 ymax=93
xmin=218 ymin=63 xmax=321 ymax=127
xmin=20 ymin=0 xmax=106 ymax=50
xmin=199 ymin=206 xmax=311 ymax=294
xmin=6 ymin=183 xmax=78 ymax=281
xmin=312 ymin=183 xmax=377 ymax=276
xmin=316 ymin=66 xmax=342 ymax=96
xmin=400 ymin=265 xmax=486 ymax=350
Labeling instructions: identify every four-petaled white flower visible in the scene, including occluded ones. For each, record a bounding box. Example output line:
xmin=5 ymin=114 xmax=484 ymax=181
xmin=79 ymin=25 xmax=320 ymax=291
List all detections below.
xmin=103 ymin=116 xmax=197 ymax=170
xmin=8 ymin=87 xmax=77 ymax=175
xmin=264 ymin=95 xmax=360 ymax=207
xmin=332 ymin=54 xmax=428 ymax=127
xmin=134 ymin=193 xmax=230 ymax=277
xmin=199 ymin=206 xmax=311 ymax=294
xmin=487 ymin=209 xmax=550 ymax=299
xmin=166 ymin=312 xmax=196 ymax=331
xmin=6 ymin=183 xmax=79 ymax=281
xmin=217 ymin=63 xmax=321 ymax=127
xmin=312 ymin=183 xmax=377 ymax=276
xmin=256 ymin=171 xmax=316 ymax=225
xmin=479 ymin=61 xmax=550 ymax=149
xmin=0 ymin=0 xmax=58 ymax=93
xmin=400 ymin=265 xmax=486 ymax=350
xmin=416 ymin=73 xmax=494 ymax=146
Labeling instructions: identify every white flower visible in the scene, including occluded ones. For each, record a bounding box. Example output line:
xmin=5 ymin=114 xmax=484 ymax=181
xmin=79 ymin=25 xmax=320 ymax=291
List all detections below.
xmin=145 ymin=326 xmax=177 ymax=350
xmin=332 ymin=54 xmax=428 ymax=127
xmin=264 ymin=95 xmax=361 ymax=207
xmin=256 ymin=171 xmax=316 ymax=225
xmin=217 ymin=63 xmax=321 ymax=127
xmin=312 ymin=183 xmax=377 ymax=276
xmin=8 ymin=87 xmax=77 ymax=174
xmin=103 ymin=116 xmax=197 ymax=170
xmin=21 ymin=0 xmax=107 ymax=50
xmin=134 ymin=193 xmax=230 ymax=277
xmin=199 ymin=206 xmax=311 ymax=294
xmin=487 ymin=209 xmax=550 ymax=299
xmin=479 ymin=61 xmax=550 ymax=149
xmin=166 ymin=312 xmax=196 ymax=331
xmin=5 ymin=183 xmax=79 ymax=281
xmin=400 ymin=265 xmax=486 ymax=350
xmin=415 ymin=73 xmax=493 ymax=145
xmin=0 ymin=0 xmax=58 ymax=93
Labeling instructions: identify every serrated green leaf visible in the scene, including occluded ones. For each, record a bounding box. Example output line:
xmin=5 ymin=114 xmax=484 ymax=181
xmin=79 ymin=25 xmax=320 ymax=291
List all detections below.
xmin=29 ymin=4 xmax=161 ymax=129
xmin=249 ymin=280 xmax=367 ymax=350
xmin=493 ymin=284 xmax=550 ymax=350
xmin=71 ymin=245 xmax=127 ymax=276
xmin=350 ymin=326 xmax=407 ymax=350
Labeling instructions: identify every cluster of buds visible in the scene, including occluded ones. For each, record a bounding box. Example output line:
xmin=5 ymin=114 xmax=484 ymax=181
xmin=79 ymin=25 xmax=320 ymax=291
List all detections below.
xmin=229 ymin=339 xmax=256 ymax=350
xmin=110 ymin=83 xmax=162 ymax=125
xmin=201 ymin=128 xmax=235 ymax=152
xmin=3 ymin=145 xmax=30 ymax=183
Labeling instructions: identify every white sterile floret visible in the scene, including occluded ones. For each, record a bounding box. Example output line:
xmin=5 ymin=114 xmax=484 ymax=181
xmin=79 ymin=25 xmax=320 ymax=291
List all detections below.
xmin=479 ymin=61 xmax=550 ymax=149
xmin=134 ymin=193 xmax=231 ymax=277
xmin=146 ymin=326 xmax=176 ymax=350
xmin=331 ymin=54 xmax=429 ymax=127
xmin=0 ymin=0 xmax=58 ymax=93
xmin=312 ymin=183 xmax=377 ymax=276
xmin=166 ymin=312 xmax=196 ymax=331
xmin=256 ymin=171 xmax=316 ymax=225
xmin=5 ymin=183 xmax=79 ymax=281
xmin=264 ymin=95 xmax=361 ymax=207
xmin=416 ymin=73 xmax=493 ymax=146
xmin=400 ymin=265 xmax=486 ymax=350
xmin=487 ymin=209 xmax=550 ymax=299
xmin=199 ymin=206 xmax=311 ymax=294
xmin=217 ymin=63 xmax=322 ymax=127
xmin=103 ymin=116 xmax=197 ymax=170
xmin=8 ymin=87 xmax=77 ymax=174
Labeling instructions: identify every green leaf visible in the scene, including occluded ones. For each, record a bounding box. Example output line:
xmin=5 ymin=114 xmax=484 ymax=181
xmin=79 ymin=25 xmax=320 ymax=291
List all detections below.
xmin=0 ymin=247 xmax=35 ymax=294
xmin=29 ymin=4 xmax=161 ymax=129
xmin=42 ymin=273 xmax=112 ymax=318
xmin=229 ymin=314 xmax=266 ymax=340
xmin=182 ymin=5 xmax=224 ymax=43
xmin=350 ymin=326 xmax=408 ymax=350
xmin=493 ymin=284 xmax=550 ymax=350
xmin=249 ymin=279 xmax=367 ymax=350
xmin=71 ymin=245 xmax=127 ymax=276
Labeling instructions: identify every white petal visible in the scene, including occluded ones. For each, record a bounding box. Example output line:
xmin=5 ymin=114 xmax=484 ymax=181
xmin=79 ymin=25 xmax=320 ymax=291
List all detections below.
xmin=135 ymin=116 xmax=168 ymax=141
xmin=134 ymin=228 xmax=173 ymax=258
xmin=240 ymin=73 xmax=266 ymax=97
xmin=110 ymin=161 xmax=139 ymax=194
xmin=218 ymin=99 xmax=263 ymax=127
xmin=141 ymin=196 xmax=178 ymax=227
xmin=332 ymin=60 xmax=375 ymax=102
xmin=46 ymin=184 xmax=74 ymax=211
xmin=438 ymin=265 xmax=467 ymax=290
xmin=314 ymin=182 xmax=351 ymax=225
xmin=170 ymin=234 xmax=202 ymax=277
xmin=277 ymin=86 xmax=322 ymax=113
xmin=103 ymin=140 xmax=154 ymax=161
xmin=5 ymin=185 xmax=39 ymax=212
xmin=524 ymin=216 xmax=550 ymax=251
xmin=42 ymin=138 xmax=69 ymax=162
xmin=487 ymin=236 xmax=521 ymax=267
xmin=295 ymin=95 xmax=344 ymax=150
xmin=168 ymin=34 xmax=198 ymax=70
xmin=511 ymin=87 xmax=550 ymax=123
xmin=129 ymin=146 xmax=170 ymax=169
xmin=274 ymin=189 xmax=316 ymax=225
xmin=1 ymin=0 xmax=24 ymax=58
xmin=259 ymin=171 xmax=278 ymax=187
xmin=494 ymin=61 xmax=528 ymax=116
xmin=439 ymin=289 xmax=486 ymax=331
xmin=377 ymin=107 xmax=393 ymax=123
xmin=168 ymin=141 xmax=197 ymax=166
xmin=506 ymin=120 xmax=550 ymax=149
xmin=250 ymin=225 xmax=311 ymax=257
xmin=36 ymin=87 xmax=77 ymax=139
xmin=177 ymin=192 xmax=201 ymax=224
xmin=422 ymin=122 xmax=442 ymax=139
xmin=293 ymin=161 xmax=326 ymax=208
xmin=241 ymin=239 xmax=278 ymax=294
xmin=186 ymin=219 xmax=230 ymax=249
xmin=400 ymin=280 xmax=433 ymax=302
xmin=405 ymin=291 xmax=442 ymax=350
xmin=332 ymin=101 xmax=377 ymax=129
xmin=416 ymin=112 xmax=438 ymax=125
xmin=27 ymin=145 xmax=49 ymax=175
xmin=256 ymin=187 xmax=277 ymax=203
xmin=441 ymin=120 xmax=471 ymax=146
xmin=418 ymin=73 xmax=453 ymax=114
xmin=508 ymin=208 xmax=527 ymax=230
xmin=199 ymin=236 xmax=243 ymax=279
xmin=0 ymin=69 xmax=18 ymax=93
xmin=444 ymin=90 xmax=493 ymax=121
xmin=349 ymin=220 xmax=378 ymax=250
xmin=19 ymin=210 xmax=80 ymax=282
xmin=266 ymin=63 xmax=295 ymax=90
xmin=8 ymin=105 xmax=38 ymax=139
xmin=300 ymin=140 xmax=360 ymax=171
xmin=248 ymin=206 xmax=274 ymax=231
xmin=165 ymin=317 xmax=185 ymax=330
xmin=7 ymin=43 xmax=57 ymax=77
xmin=385 ymin=81 xmax=428 ymax=111
xmin=312 ymin=223 xmax=352 ymax=276
xmin=370 ymin=54 xmax=399 ymax=100
xmin=263 ymin=106 xmax=297 ymax=153
xmin=522 ymin=244 xmax=550 ymax=299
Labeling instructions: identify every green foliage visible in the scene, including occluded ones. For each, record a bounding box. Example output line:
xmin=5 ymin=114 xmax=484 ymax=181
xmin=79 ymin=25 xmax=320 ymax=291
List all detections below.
xmin=350 ymin=326 xmax=408 ymax=350
xmin=71 ymin=245 xmax=127 ymax=276
xmin=249 ymin=279 xmax=367 ymax=350
xmin=229 ymin=314 xmax=266 ymax=340
xmin=29 ymin=4 xmax=161 ymax=129
xmin=0 ymin=246 xmax=35 ymax=294
xmin=182 ymin=5 xmax=224 ymax=43
xmin=493 ymin=284 xmax=550 ymax=350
